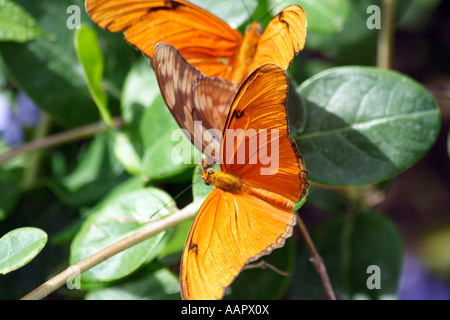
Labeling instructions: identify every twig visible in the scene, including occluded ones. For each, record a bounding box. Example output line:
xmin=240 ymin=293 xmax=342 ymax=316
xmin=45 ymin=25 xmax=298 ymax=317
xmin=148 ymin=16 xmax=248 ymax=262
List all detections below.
xmin=0 ymin=117 xmax=123 ymax=164
xmin=296 ymin=213 xmax=336 ymax=300
xmin=20 ymin=202 xmax=200 ymax=300
xmin=244 ymin=260 xmax=290 ymax=277
xmin=377 ymin=0 xmax=396 ymax=69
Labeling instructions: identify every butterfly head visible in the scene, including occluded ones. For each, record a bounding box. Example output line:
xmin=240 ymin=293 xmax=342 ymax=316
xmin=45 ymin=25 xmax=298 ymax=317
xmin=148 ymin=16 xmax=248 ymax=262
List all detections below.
xmin=201 ymin=160 xmax=215 ymax=185
xmin=245 ymin=21 xmax=262 ymax=36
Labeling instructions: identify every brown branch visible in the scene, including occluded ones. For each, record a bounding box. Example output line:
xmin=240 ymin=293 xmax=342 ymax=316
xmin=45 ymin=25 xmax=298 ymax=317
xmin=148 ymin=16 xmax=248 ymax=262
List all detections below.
xmin=377 ymin=0 xmax=396 ymax=69
xmin=244 ymin=260 xmax=290 ymax=277
xmin=0 ymin=117 xmax=124 ymax=164
xmin=20 ymin=202 xmax=199 ymax=300
xmin=296 ymin=213 xmax=336 ymax=300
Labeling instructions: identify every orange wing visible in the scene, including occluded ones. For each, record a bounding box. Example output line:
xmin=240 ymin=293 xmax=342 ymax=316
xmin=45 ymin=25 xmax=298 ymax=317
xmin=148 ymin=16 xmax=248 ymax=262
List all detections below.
xmin=250 ymin=5 xmax=307 ymax=74
xmin=180 ymin=63 xmax=308 ymax=300
xmin=180 ymin=188 xmax=296 ymax=300
xmin=221 ymin=63 xmax=308 ymax=202
xmin=86 ymin=1 xmax=307 ymax=83
xmin=152 ymin=43 xmax=237 ymax=160
xmin=86 ymin=0 xmax=242 ymax=79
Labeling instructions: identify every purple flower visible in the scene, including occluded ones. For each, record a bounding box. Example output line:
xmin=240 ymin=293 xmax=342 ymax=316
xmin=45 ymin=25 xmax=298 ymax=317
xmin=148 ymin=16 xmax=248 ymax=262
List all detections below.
xmin=399 ymin=251 xmax=450 ymax=300
xmin=0 ymin=94 xmax=11 ymax=131
xmin=15 ymin=91 xmax=41 ymax=127
xmin=0 ymin=91 xmax=41 ymax=147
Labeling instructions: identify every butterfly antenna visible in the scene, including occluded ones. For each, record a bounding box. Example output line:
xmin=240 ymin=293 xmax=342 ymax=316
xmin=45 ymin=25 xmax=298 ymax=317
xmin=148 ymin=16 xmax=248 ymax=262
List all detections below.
xmin=149 ymin=178 xmax=204 ymax=219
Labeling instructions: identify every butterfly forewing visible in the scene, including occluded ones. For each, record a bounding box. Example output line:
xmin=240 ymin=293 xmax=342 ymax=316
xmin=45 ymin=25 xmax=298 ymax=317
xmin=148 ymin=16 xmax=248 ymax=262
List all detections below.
xmin=250 ymin=5 xmax=307 ymax=74
xmin=221 ymin=63 xmax=308 ymax=203
xmin=152 ymin=43 xmax=237 ymax=160
xmin=86 ymin=0 xmax=242 ymax=78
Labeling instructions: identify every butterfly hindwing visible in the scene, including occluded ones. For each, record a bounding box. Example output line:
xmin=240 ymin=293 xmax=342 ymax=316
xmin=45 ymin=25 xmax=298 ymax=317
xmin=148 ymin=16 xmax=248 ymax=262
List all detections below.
xmin=180 ymin=188 xmax=296 ymax=300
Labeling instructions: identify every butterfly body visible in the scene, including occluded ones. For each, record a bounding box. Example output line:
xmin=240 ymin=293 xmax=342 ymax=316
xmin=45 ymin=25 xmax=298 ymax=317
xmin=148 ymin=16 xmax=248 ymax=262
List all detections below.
xmin=201 ymin=164 xmax=294 ymax=210
xmin=229 ymin=22 xmax=262 ymax=83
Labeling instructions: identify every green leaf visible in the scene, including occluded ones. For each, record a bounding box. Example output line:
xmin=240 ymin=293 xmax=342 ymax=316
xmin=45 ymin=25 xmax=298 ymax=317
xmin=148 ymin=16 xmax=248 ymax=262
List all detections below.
xmin=0 ymin=227 xmax=47 ymax=275
xmin=74 ymin=26 xmax=111 ymax=126
xmin=295 ymin=66 xmax=441 ymax=186
xmin=84 ymin=263 xmax=180 ymax=300
xmin=113 ymin=131 xmax=142 ymax=176
xmin=270 ymin=0 xmax=350 ymax=34
xmin=48 ymin=134 xmax=127 ymax=207
xmin=0 ymin=0 xmax=134 ymax=127
xmin=157 ymin=219 xmax=192 ymax=265
xmin=0 ymin=0 xmax=43 ymax=42
xmin=69 ymin=188 xmax=175 ymax=282
xmin=0 ymin=0 xmax=98 ymax=127
xmin=287 ymin=211 xmax=403 ymax=300
xmin=140 ymin=95 xmax=199 ymax=180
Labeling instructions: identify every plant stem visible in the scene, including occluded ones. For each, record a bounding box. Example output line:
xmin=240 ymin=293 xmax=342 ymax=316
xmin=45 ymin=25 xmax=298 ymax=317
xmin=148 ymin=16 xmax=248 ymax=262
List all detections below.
xmin=22 ymin=113 xmax=52 ymax=189
xmin=20 ymin=202 xmax=200 ymax=300
xmin=0 ymin=117 xmax=123 ymax=164
xmin=296 ymin=213 xmax=336 ymax=300
xmin=377 ymin=0 xmax=396 ymax=69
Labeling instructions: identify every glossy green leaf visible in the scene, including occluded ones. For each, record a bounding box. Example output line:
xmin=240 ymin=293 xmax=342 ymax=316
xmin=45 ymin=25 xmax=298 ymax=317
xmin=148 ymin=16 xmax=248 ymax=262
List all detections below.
xmin=287 ymin=211 xmax=403 ymax=300
xmin=48 ymin=134 xmax=127 ymax=207
xmin=74 ymin=26 xmax=111 ymax=125
xmin=0 ymin=0 xmax=43 ymax=42
xmin=0 ymin=0 xmax=98 ymax=127
xmin=295 ymin=66 xmax=441 ymax=186
xmin=269 ymin=0 xmax=350 ymax=34
xmin=0 ymin=0 xmax=134 ymax=127
xmin=305 ymin=0 xmax=377 ymax=51
xmin=113 ymin=131 xmax=142 ymax=176
xmin=140 ymin=95 xmax=199 ymax=180
xmin=84 ymin=263 xmax=180 ymax=300
xmin=157 ymin=219 xmax=192 ymax=265
xmin=0 ymin=227 xmax=47 ymax=275
xmin=70 ymin=187 xmax=175 ymax=282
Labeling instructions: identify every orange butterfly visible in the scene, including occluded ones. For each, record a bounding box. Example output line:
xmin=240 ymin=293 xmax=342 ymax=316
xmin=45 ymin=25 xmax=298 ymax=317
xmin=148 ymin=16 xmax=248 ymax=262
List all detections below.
xmin=176 ymin=63 xmax=309 ymax=300
xmin=86 ymin=0 xmax=307 ymax=84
